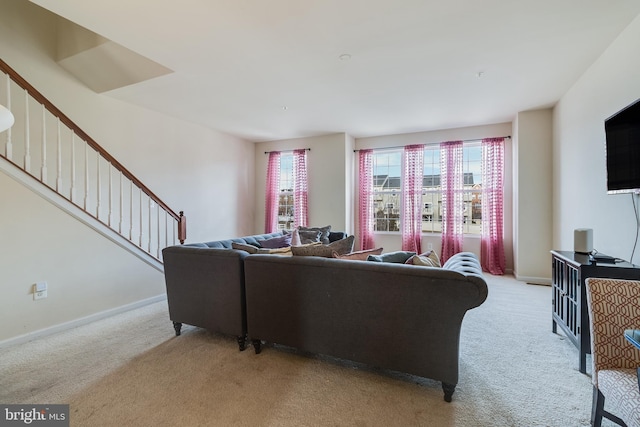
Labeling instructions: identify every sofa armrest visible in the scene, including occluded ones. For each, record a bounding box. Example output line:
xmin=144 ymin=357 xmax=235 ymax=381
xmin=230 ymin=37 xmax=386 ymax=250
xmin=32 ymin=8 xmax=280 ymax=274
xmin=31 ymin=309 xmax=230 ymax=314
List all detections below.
xmin=162 ymin=246 xmax=249 ymax=336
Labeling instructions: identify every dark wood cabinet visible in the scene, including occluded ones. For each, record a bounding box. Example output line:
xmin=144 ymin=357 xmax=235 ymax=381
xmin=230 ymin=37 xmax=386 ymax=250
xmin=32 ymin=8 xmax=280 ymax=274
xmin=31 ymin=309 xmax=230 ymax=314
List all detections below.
xmin=551 ymin=250 xmax=640 ymax=374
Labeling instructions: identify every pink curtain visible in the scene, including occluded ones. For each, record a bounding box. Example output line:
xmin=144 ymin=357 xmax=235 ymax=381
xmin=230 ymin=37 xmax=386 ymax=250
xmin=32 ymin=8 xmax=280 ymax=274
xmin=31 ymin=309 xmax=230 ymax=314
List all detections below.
xmin=293 ymin=149 xmax=309 ymax=228
xmin=358 ymin=149 xmax=375 ymax=250
xmin=440 ymin=141 xmax=464 ymax=262
xmin=264 ymin=151 xmax=281 ymax=233
xmin=401 ymin=144 xmax=424 ymax=253
xmin=481 ymin=137 xmax=506 ymax=274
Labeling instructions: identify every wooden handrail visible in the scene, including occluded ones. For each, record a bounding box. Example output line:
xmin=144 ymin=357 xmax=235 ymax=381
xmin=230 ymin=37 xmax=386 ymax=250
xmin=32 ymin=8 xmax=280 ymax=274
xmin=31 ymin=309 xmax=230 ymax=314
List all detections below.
xmin=0 ymin=57 xmax=186 ymax=244
xmin=0 ymin=58 xmax=180 ymax=222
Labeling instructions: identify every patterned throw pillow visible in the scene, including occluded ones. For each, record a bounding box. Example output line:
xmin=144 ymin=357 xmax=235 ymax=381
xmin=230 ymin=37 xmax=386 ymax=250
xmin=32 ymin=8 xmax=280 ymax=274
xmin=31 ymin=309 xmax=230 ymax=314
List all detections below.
xmin=333 ymin=247 xmax=383 ymax=261
xmin=291 ymin=235 xmax=355 ymax=257
xmin=298 ymin=225 xmax=332 ymax=244
xmin=256 ymin=247 xmax=292 ymax=255
xmin=406 ymin=250 xmax=442 ymax=267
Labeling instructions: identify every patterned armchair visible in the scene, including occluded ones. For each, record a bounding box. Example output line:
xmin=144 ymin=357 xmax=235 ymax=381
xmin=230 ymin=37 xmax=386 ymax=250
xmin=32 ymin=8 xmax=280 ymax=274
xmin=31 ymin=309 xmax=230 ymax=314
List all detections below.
xmin=585 ymin=278 xmax=640 ymax=427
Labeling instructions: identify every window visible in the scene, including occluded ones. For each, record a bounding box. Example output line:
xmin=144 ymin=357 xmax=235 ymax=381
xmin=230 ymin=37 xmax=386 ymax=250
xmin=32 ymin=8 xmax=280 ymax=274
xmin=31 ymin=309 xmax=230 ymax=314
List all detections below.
xmin=277 ymin=153 xmax=294 ymax=230
xmin=372 ymin=151 xmax=401 ymax=231
xmin=371 ymin=141 xmax=484 ymax=235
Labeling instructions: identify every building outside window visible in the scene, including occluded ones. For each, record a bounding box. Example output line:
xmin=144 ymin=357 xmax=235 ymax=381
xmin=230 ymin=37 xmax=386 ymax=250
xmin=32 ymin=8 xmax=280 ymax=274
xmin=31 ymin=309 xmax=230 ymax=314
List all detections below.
xmin=277 ymin=153 xmax=294 ymax=230
xmin=371 ymin=142 xmax=483 ymax=234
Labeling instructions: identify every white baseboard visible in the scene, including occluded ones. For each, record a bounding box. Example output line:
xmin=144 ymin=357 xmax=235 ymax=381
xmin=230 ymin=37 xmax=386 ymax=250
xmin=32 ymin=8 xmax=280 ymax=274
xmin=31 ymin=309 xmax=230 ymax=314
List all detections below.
xmin=0 ymin=294 xmax=167 ymax=349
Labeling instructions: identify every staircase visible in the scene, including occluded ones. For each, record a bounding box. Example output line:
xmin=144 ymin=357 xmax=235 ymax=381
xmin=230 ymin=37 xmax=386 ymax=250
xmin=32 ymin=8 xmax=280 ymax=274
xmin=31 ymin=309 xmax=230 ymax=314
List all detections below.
xmin=0 ymin=58 xmax=185 ymax=270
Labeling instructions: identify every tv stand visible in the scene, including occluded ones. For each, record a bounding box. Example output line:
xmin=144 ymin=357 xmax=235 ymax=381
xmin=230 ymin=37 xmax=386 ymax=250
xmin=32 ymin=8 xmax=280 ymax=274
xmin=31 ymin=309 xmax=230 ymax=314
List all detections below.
xmin=551 ymin=250 xmax=640 ymax=374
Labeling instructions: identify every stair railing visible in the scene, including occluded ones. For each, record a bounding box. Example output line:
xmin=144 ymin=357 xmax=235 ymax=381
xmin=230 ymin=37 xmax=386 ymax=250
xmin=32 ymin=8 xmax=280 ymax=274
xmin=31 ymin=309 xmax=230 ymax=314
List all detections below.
xmin=0 ymin=58 xmax=185 ymax=261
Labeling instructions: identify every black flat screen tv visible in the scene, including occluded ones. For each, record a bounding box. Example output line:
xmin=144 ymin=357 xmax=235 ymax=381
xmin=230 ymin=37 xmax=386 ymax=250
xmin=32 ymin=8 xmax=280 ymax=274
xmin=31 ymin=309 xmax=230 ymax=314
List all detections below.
xmin=605 ymin=98 xmax=640 ymax=194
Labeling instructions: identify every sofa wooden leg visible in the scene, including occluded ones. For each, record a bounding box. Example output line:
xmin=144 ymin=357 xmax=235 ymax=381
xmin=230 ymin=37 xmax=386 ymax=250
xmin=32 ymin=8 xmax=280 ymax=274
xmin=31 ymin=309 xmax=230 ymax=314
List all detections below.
xmin=173 ymin=322 xmax=182 ymax=336
xmin=252 ymin=339 xmax=262 ymax=354
xmin=442 ymin=383 xmax=456 ymax=402
xmin=237 ymin=335 xmax=247 ymax=351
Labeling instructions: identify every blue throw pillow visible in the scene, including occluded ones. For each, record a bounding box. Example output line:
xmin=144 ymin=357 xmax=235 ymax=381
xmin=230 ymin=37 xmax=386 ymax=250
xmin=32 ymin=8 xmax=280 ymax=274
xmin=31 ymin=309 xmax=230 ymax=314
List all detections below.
xmin=367 ymin=251 xmax=416 ymax=263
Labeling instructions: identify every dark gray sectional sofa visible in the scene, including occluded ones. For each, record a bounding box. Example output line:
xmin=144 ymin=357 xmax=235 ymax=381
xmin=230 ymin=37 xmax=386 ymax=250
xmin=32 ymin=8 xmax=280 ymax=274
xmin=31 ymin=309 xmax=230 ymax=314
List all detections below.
xmin=243 ymin=252 xmax=487 ymax=402
xmin=162 ymin=231 xmax=488 ymax=402
xmin=162 ymin=232 xmax=284 ymax=350
xmin=162 ymin=231 xmax=346 ymax=350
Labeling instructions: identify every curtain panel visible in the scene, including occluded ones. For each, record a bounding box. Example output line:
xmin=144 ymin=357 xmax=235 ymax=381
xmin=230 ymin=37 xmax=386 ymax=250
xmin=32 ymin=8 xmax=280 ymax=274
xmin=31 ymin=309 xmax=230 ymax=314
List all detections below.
xmin=358 ymin=149 xmax=375 ymax=250
xmin=264 ymin=151 xmax=281 ymax=233
xmin=440 ymin=140 xmax=464 ymax=262
xmin=293 ymin=149 xmax=309 ymax=228
xmin=481 ymin=137 xmax=506 ymax=274
xmin=401 ymin=144 xmax=424 ymax=253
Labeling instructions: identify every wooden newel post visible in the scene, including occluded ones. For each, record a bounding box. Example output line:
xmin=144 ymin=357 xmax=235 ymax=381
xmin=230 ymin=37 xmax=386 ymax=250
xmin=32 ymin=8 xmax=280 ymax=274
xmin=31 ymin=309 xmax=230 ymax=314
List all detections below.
xmin=178 ymin=211 xmax=187 ymax=244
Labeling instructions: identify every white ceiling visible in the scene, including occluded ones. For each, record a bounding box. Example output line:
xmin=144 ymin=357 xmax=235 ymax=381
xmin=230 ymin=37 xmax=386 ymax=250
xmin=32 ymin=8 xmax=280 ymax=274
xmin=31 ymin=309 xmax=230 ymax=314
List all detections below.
xmin=29 ymin=0 xmax=640 ymax=142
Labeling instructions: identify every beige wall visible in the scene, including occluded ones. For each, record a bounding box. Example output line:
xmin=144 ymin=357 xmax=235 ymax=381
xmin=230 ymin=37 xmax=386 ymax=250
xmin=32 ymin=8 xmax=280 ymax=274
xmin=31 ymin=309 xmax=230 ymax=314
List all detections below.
xmin=553 ymin=15 xmax=640 ymax=262
xmin=0 ymin=0 xmax=255 ymax=342
xmin=512 ymin=109 xmax=553 ymax=283
xmin=254 ymin=133 xmax=353 ymax=234
xmin=0 ymin=173 xmax=165 ymax=342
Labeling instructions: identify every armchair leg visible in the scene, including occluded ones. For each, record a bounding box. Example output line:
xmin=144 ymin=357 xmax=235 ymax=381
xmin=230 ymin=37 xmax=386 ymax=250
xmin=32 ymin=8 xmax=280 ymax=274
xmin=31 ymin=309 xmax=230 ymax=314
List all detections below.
xmin=252 ymin=339 xmax=262 ymax=354
xmin=593 ymin=386 xmax=628 ymax=427
xmin=592 ymin=386 xmax=604 ymax=427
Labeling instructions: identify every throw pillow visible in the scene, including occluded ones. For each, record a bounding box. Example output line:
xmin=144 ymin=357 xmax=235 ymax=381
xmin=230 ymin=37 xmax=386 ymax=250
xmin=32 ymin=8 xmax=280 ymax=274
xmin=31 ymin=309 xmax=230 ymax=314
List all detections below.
xmin=406 ymin=250 xmax=442 ymax=267
xmin=231 ymin=242 xmax=258 ymax=254
xmin=367 ymin=251 xmax=416 ymax=263
xmin=333 ymin=247 xmax=383 ymax=261
xmin=298 ymin=225 xmax=332 ymax=244
xmin=260 ymin=234 xmax=292 ymax=249
xmin=256 ymin=246 xmax=292 ymax=255
xmin=298 ymin=230 xmax=322 ymax=244
xmin=291 ymin=235 xmax=355 ymax=257
xmin=290 ymin=228 xmax=302 ymax=246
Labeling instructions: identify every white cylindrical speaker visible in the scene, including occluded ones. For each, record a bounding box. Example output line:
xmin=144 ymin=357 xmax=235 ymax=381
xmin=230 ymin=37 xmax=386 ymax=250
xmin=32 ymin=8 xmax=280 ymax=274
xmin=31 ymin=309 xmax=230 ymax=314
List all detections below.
xmin=574 ymin=228 xmax=593 ymax=254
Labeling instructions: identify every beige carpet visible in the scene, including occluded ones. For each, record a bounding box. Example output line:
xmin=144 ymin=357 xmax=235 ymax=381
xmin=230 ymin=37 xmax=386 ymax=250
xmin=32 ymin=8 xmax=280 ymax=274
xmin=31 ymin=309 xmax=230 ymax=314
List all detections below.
xmin=0 ymin=275 xmax=613 ymax=426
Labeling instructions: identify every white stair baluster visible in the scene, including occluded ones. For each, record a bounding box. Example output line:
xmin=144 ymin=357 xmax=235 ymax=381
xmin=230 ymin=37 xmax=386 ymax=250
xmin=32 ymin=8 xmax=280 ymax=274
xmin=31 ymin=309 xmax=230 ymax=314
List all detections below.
xmin=5 ymin=74 xmax=12 ymax=160
xmin=119 ymin=171 xmax=124 ymax=234
xmin=148 ymin=198 xmax=152 ymax=253
xmin=56 ymin=118 xmax=62 ymax=192
xmin=139 ymin=189 xmax=143 ymax=247
xmin=129 ymin=180 xmax=134 ymax=240
xmin=24 ymin=91 xmax=30 ymax=172
xmin=108 ymin=163 xmax=113 ymax=227
xmin=41 ymin=104 xmax=47 ymax=184
xmin=96 ymin=154 xmax=101 ymax=218
xmin=83 ymin=143 xmax=89 ymax=210
xmin=70 ymin=133 xmax=76 ymax=203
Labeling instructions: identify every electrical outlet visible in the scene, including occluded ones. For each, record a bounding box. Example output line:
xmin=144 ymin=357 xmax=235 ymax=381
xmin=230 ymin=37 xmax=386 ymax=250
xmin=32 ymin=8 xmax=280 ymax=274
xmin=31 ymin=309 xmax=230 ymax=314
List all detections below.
xmin=34 ymin=290 xmax=47 ymax=300
xmin=33 ymin=281 xmax=48 ymax=300
xmin=427 ymin=243 xmax=433 ymax=250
